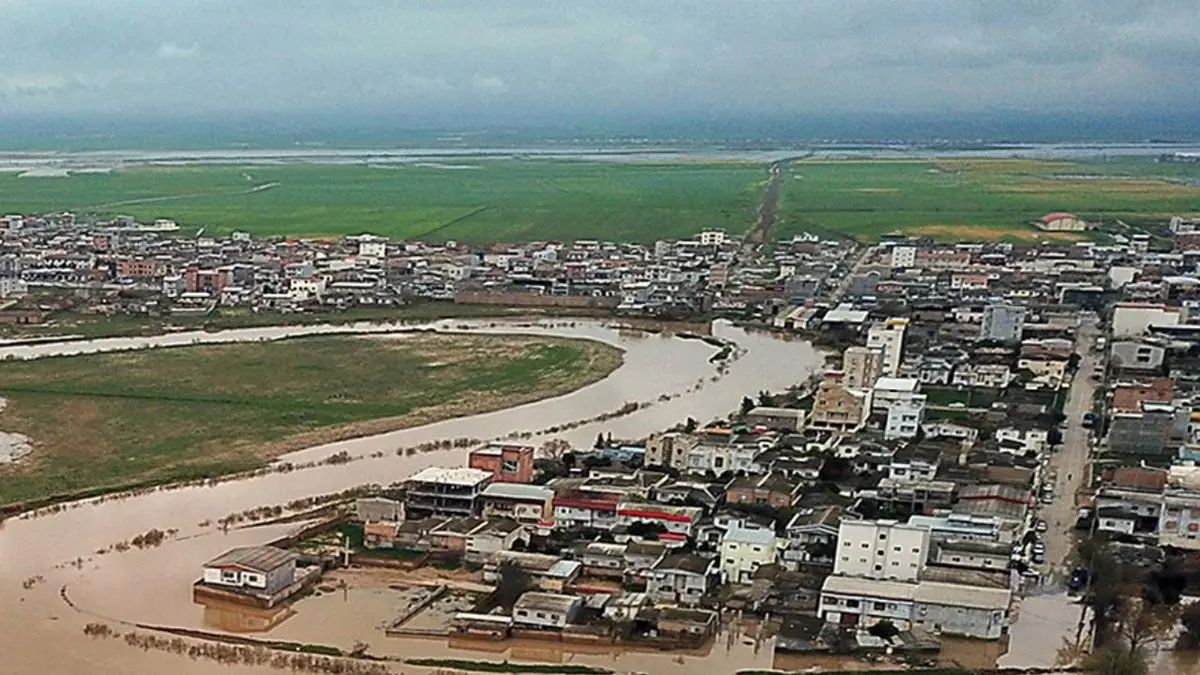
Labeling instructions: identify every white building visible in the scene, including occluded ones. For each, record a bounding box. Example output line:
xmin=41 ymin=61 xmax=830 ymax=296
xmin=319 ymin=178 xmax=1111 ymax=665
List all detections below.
xmin=289 ymin=275 xmax=327 ymax=301
xmin=980 ymin=303 xmax=1026 ymax=344
xmin=872 ymin=377 xmax=921 ymax=411
xmin=719 ymin=527 xmax=777 ymax=584
xmin=885 ymin=396 xmax=926 ymax=440
xmin=358 ymin=239 xmax=387 ymax=262
xmin=890 ymin=246 xmax=916 ymax=269
xmin=698 ymin=229 xmax=726 ymax=247
xmin=867 ymin=319 xmax=908 ymax=377
xmin=512 ymin=592 xmax=582 ymax=629
xmin=1112 ymin=303 xmax=1184 ymax=339
xmin=202 ymin=546 xmax=298 ymax=596
xmin=820 ymin=576 xmax=916 ymax=629
xmin=834 ymin=519 xmax=930 ymax=582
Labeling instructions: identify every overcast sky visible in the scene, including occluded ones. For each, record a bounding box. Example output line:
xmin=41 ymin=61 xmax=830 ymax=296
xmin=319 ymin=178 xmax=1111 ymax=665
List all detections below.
xmin=1 ymin=0 xmax=1197 ymax=121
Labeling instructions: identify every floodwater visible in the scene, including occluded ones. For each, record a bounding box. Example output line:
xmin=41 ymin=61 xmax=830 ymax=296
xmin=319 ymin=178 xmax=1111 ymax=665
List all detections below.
xmin=0 ymin=317 xmax=1135 ymax=674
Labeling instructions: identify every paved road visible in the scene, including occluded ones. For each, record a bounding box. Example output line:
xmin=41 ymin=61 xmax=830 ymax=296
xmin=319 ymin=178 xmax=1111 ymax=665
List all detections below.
xmin=1040 ymin=319 xmax=1100 ymax=578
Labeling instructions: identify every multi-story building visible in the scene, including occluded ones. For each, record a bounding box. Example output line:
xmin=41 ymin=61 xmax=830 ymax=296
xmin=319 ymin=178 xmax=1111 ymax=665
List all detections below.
xmin=645 ymin=432 xmax=699 ymax=471
xmin=885 ymin=396 xmax=926 ymax=440
xmin=725 ymin=471 xmax=800 ymax=509
xmin=468 ymin=443 xmax=534 ymax=483
xmin=1112 ymin=302 xmax=1184 ymax=339
xmin=979 ymin=303 xmax=1026 ymax=344
xmin=842 ymin=346 xmax=883 ymax=389
xmin=404 ymin=467 xmax=494 ymax=518
xmin=834 ymin=519 xmax=931 ymax=582
xmin=867 ymin=319 xmax=908 ymax=377
xmin=808 ymin=376 xmax=872 ymax=432
xmin=479 ymin=483 xmax=553 ymax=524
xmin=1108 ymin=404 xmax=1178 ymax=456
xmin=872 ymin=377 xmax=921 ymax=411
xmin=649 ymin=553 xmax=718 ymax=606
xmin=719 ymin=527 xmax=778 ymax=584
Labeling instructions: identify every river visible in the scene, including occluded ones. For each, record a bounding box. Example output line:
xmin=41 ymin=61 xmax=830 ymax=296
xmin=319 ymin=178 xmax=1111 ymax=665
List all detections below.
xmin=1 ymin=317 xmax=1179 ymax=675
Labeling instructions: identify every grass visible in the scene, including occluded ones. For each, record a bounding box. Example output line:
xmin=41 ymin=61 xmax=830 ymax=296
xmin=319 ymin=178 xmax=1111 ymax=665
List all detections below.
xmin=0 ymin=333 xmax=622 ymax=506
xmin=405 ymin=659 xmax=611 ymax=674
xmin=776 ymin=158 xmax=1200 ymax=242
xmin=0 ymin=160 xmax=764 ymax=243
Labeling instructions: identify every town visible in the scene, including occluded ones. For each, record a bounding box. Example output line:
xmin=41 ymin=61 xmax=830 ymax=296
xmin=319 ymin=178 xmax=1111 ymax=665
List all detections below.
xmin=155 ymin=209 xmax=1200 ymax=671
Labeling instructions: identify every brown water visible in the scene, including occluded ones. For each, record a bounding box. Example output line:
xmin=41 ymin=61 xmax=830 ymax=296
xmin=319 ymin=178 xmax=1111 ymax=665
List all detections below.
xmin=0 ymin=318 xmax=1136 ymax=674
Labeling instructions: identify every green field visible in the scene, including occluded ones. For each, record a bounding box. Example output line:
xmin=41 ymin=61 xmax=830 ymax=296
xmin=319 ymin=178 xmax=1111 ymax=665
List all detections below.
xmin=775 ymin=158 xmax=1200 ymax=242
xmin=0 ymin=333 xmax=622 ymax=506
xmin=0 ymin=160 xmax=764 ymax=242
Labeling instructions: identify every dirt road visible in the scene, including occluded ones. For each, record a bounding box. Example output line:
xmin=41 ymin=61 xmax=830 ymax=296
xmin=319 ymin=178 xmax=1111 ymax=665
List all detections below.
xmin=1040 ymin=319 xmax=1099 ymax=577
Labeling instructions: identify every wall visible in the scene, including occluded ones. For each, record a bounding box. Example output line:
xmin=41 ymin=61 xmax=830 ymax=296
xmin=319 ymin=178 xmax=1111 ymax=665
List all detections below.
xmin=914 ymin=602 xmax=1007 ymax=639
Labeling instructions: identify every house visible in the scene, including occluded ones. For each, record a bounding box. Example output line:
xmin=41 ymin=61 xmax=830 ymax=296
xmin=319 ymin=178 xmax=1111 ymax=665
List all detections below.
xmin=912 ymin=581 xmax=1011 ymax=639
xmin=551 ymin=487 xmax=620 ymax=530
xmin=1016 ymin=357 xmax=1068 ymax=388
xmin=872 ymin=377 xmax=921 ymax=411
xmin=782 ymin=506 xmax=845 ymax=567
xmin=363 ymin=521 xmax=400 ymax=549
xmin=479 ymin=483 xmax=553 ymax=524
xmin=468 ymin=443 xmax=535 ymax=483
xmin=645 ymin=432 xmax=699 ymax=471
xmin=885 ymin=397 xmax=926 ymax=440
xmin=1109 ymin=341 xmax=1166 ymax=373
xmin=484 ymin=551 xmax=582 ymax=592
xmin=616 ymin=502 xmax=703 ymax=543
xmin=405 ymin=467 xmax=494 ymax=518
xmin=720 ymin=527 xmax=778 ymax=584
xmin=201 ymin=546 xmax=298 ymax=596
xmin=655 ymin=607 xmax=720 ymax=639
xmin=355 ymin=497 xmax=403 ymax=523
xmin=580 ymin=542 xmax=629 ymax=578
xmin=888 ymin=446 xmax=941 ymax=482
xmin=819 ymin=576 xmax=917 ymax=629
xmin=725 ymin=471 xmax=800 ymax=509
xmin=995 ymin=427 xmax=1050 ymax=455
xmin=512 ymin=592 xmax=582 ymax=629
xmin=464 ymin=519 xmax=527 ymax=563
xmin=952 ymin=363 xmax=1012 ymax=389
xmin=649 ymin=553 xmax=717 ymax=606
xmin=1095 ymin=507 xmax=1138 ymax=535
xmin=428 ymin=517 xmax=489 ymax=553
xmin=744 ymin=406 xmax=805 ymax=432
xmin=876 ymin=477 xmax=956 ymax=513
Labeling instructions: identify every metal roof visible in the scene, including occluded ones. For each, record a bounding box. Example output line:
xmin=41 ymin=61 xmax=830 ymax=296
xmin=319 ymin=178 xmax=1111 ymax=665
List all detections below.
xmin=203 ymin=546 xmax=298 ymax=573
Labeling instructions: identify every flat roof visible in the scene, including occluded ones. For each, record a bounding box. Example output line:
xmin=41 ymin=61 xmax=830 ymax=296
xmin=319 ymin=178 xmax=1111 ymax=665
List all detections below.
xmin=874 ymin=377 xmax=919 ymax=392
xmin=482 ymin=483 xmax=553 ymax=501
xmin=914 ymin=581 xmax=1011 ymax=610
xmin=724 ymin=526 xmax=776 ymax=546
xmin=408 ymin=466 xmax=494 ymax=487
xmin=514 ymin=591 xmax=580 ymax=613
xmin=822 ymin=575 xmax=917 ymax=601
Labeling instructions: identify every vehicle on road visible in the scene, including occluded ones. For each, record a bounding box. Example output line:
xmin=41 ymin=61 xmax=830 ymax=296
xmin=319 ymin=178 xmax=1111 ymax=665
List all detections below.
xmin=1042 ymin=493 xmax=1054 ymax=504
xmin=1033 ymin=551 xmax=1045 ymax=564
xmin=1082 ymin=412 xmax=1098 ymax=427
xmin=1036 ymin=520 xmax=1048 ymax=532
xmin=1068 ymin=568 xmax=1089 ymax=591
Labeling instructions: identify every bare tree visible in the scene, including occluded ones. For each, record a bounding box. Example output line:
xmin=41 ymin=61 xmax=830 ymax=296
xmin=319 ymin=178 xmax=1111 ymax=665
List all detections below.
xmin=538 ymin=438 xmax=570 ymax=460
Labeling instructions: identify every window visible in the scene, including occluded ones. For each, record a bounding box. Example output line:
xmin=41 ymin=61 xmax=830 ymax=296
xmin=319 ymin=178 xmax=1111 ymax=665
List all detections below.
xmin=752 ymin=546 xmax=762 ymax=553
xmin=501 ymin=458 xmax=520 ymax=473
xmin=537 ymin=612 xmax=547 ymax=619
xmin=859 ymin=557 xmax=867 ymax=564
xmin=891 ymin=561 xmax=899 ymax=566
xmin=517 ymin=610 xmax=529 ymax=616
xmin=861 ymin=542 xmax=869 ymax=549
xmin=874 ymin=602 xmax=886 ymax=611
xmin=879 ymin=533 xmax=887 ymax=540
xmin=846 ymin=600 xmax=860 ymax=608
xmin=874 ymin=564 xmax=882 ymax=572
xmin=951 ymin=556 xmax=961 ymax=563
xmin=912 ymin=548 xmax=920 ymax=554
xmin=726 ymin=559 xmax=735 ymax=565
xmin=841 ymin=556 xmax=849 ymax=562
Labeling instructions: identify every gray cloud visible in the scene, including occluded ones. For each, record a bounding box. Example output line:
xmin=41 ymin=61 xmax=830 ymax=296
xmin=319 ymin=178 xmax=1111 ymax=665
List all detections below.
xmin=0 ymin=0 xmax=1197 ymax=119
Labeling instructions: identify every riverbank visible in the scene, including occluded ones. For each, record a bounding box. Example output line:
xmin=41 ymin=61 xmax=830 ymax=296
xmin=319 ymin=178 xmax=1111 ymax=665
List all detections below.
xmin=0 ymin=332 xmax=622 ymax=508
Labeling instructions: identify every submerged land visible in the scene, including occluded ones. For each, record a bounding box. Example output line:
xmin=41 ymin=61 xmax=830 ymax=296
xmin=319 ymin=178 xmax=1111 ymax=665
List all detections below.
xmin=2 ymin=155 xmax=1200 ymax=242
xmin=0 ymin=333 xmax=622 ymax=506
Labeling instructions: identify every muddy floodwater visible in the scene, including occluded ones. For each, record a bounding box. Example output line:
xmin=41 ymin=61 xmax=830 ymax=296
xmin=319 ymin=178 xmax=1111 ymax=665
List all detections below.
xmin=0 ymin=317 xmax=1165 ymax=674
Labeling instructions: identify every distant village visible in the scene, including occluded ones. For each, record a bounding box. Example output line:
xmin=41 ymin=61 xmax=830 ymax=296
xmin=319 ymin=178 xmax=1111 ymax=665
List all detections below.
xmin=7 ymin=208 xmax=1200 ymax=661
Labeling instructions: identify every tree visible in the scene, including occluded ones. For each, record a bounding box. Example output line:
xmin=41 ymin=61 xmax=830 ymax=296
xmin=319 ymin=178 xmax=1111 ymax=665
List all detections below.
xmin=818 ymin=456 xmax=852 ymax=482
xmin=1083 ymin=644 xmax=1150 ymax=675
xmin=867 ymin=620 xmax=900 ymax=640
xmin=757 ymin=390 xmax=776 ymax=407
xmin=594 ymin=433 xmax=606 ymax=450
xmin=740 ymin=396 xmax=755 ymax=416
xmin=494 ymin=563 xmax=531 ymax=610
xmin=538 ymin=438 xmax=570 ymax=460
xmin=1179 ymin=603 xmax=1200 ymax=650
xmin=684 ymin=417 xmax=698 ymax=433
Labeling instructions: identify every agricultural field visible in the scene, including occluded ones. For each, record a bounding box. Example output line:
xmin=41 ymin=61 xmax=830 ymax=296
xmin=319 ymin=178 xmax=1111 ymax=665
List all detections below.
xmin=775 ymin=158 xmax=1200 ymax=242
xmin=0 ymin=160 xmax=764 ymax=242
xmin=0 ymin=333 xmax=621 ymax=506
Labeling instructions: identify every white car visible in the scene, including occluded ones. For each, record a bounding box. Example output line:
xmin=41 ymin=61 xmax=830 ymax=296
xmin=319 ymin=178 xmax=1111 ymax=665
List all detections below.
xmin=1036 ymin=521 xmax=1048 ymax=532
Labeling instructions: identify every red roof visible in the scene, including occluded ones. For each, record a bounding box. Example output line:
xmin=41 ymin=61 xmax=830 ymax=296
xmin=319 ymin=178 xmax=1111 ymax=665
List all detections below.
xmin=1042 ymin=212 xmax=1077 ymax=223
xmin=618 ymin=508 xmax=694 ymax=523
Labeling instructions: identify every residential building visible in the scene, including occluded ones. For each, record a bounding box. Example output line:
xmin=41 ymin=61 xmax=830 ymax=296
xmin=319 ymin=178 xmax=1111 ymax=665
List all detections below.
xmin=842 ymin=346 xmax=883 ymax=389
xmin=980 ymin=303 xmax=1026 ymax=344
xmin=912 ymin=581 xmax=1011 ymax=639
xmin=931 ymin=540 xmax=1011 ymax=571
xmin=1112 ymin=302 xmax=1184 ymax=339
xmin=468 ymin=443 xmax=534 ymax=483
xmin=808 ymin=376 xmax=871 ymax=432
xmin=552 ymin=489 xmax=620 ymax=530
xmin=355 ymin=497 xmax=403 ymax=523
xmin=725 ymin=471 xmax=800 ymax=509
xmin=872 ymin=377 xmax=921 ymax=410
xmin=649 ymin=553 xmax=718 ymax=606
xmin=719 ymin=527 xmax=778 ymax=584
xmin=782 ymin=506 xmax=845 ymax=568
xmin=1159 ymin=488 xmax=1200 ymax=551
xmin=616 ymin=502 xmax=703 ymax=543
xmin=834 ymin=519 xmax=930 ymax=582
xmin=512 ymin=592 xmax=582 ymax=629
xmin=1110 ymin=341 xmax=1166 ymax=373
xmin=484 ymin=552 xmax=581 ymax=592
xmin=744 ymin=406 xmax=804 ymax=432
xmin=952 ymin=363 xmax=1012 ymax=389
xmin=464 ymin=520 xmax=527 ymax=563
xmin=819 ymin=576 xmax=916 ymax=629
xmin=645 ymin=432 xmax=699 ymax=471
xmin=1108 ymin=405 xmax=1177 ymax=456
xmin=201 ymin=546 xmax=298 ymax=596
xmin=885 ymin=396 xmax=926 ymax=440
xmin=479 ymin=483 xmax=553 ymax=524
xmin=404 ymin=467 xmax=494 ymax=518
xmin=867 ymin=318 xmax=908 ymax=377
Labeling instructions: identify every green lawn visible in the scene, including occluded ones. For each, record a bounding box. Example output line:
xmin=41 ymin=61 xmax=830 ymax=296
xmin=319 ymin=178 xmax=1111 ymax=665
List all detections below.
xmin=0 ymin=333 xmax=621 ymax=506
xmin=775 ymin=158 xmax=1200 ymax=242
xmin=0 ymin=160 xmax=764 ymax=242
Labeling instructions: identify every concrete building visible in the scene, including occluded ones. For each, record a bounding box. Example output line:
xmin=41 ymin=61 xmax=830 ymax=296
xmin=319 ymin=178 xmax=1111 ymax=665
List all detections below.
xmin=468 ymin=443 xmax=534 ymax=483
xmin=872 ymin=377 xmax=921 ymax=411
xmin=405 ymin=467 xmax=494 ymax=517
xmin=645 ymin=432 xmax=698 ymax=471
xmin=819 ymin=576 xmax=917 ymax=629
xmin=202 ymin=546 xmax=298 ymax=596
xmin=479 ymin=483 xmax=553 ymax=524
xmin=1112 ymin=303 xmax=1184 ymax=339
xmin=885 ymin=396 xmax=926 ymax=440
xmin=743 ymin=406 xmax=804 ymax=432
xmin=932 ymin=540 xmax=1011 ymax=571
xmin=720 ymin=527 xmax=778 ymax=584
xmin=808 ymin=376 xmax=872 ymax=432
xmin=867 ymin=318 xmax=908 ymax=377
xmin=1108 ymin=404 xmax=1178 ymax=456
xmin=512 ymin=592 xmax=582 ymax=629
xmin=890 ymin=246 xmax=916 ymax=268
xmin=912 ymin=582 xmax=1011 ymax=639
xmin=979 ymin=303 xmax=1026 ymax=344
xmin=834 ymin=519 xmax=930 ymax=582
xmin=842 ymin=346 xmax=883 ymax=390
xmin=1159 ymin=488 xmax=1200 ymax=551
xmin=1110 ymin=341 xmax=1166 ymax=373
xmin=650 ymin=553 xmax=717 ymax=606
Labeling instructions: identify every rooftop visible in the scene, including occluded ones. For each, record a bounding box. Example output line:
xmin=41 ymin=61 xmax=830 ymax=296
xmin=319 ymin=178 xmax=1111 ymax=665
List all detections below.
xmin=204 ymin=545 xmax=298 ymax=573
xmin=408 ymin=466 xmax=494 ymax=487
xmin=514 ymin=591 xmax=580 ymax=614
xmin=724 ymin=526 xmax=776 ymax=546
xmin=822 ymin=575 xmax=917 ymax=601
xmin=914 ymin=580 xmax=1011 ymax=610
xmin=481 ymin=483 xmax=553 ymax=501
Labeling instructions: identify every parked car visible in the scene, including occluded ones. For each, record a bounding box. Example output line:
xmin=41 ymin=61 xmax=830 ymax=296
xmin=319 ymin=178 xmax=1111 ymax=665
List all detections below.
xmin=1033 ymin=551 xmax=1045 ymax=564
xmin=1068 ymin=568 xmax=1089 ymax=591
xmin=1036 ymin=520 xmax=1048 ymax=533
xmin=1042 ymin=493 xmax=1054 ymax=504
